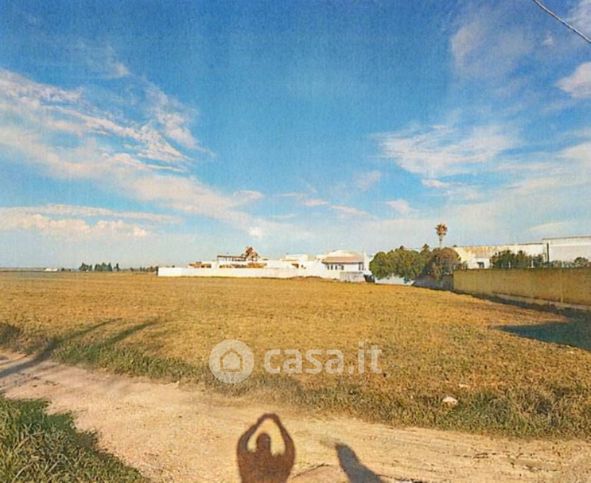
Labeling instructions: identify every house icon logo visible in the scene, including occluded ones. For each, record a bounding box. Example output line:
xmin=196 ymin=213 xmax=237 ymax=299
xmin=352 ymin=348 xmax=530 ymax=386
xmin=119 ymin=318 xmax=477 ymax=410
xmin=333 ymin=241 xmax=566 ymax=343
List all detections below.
xmin=209 ymin=339 xmax=254 ymax=384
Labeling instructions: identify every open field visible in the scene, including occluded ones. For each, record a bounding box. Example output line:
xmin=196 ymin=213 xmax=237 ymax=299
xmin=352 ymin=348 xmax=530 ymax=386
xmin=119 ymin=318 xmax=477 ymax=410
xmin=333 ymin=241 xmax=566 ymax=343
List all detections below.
xmin=1 ymin=272 xmax=591 ymax=439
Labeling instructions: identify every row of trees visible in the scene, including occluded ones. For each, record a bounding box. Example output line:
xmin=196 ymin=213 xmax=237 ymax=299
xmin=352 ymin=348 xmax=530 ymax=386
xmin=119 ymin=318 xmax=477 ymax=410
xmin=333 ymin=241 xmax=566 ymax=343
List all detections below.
xmin=79 ymin=262 xmax=120 ymax=272
xmin=78 ymin=263 xmax=159 ymax=272
xmin=489 ymin=250 xmax=545 ymax=269
xmin=369 ymin=245 xmax=464 ymax=282
xmin=369 ymin=223 xmax=462 ymax=282
xmin=489 ymin=251 xmax=591 ymax=269
xmin=130 ymin=266 xmax=159 ymax=272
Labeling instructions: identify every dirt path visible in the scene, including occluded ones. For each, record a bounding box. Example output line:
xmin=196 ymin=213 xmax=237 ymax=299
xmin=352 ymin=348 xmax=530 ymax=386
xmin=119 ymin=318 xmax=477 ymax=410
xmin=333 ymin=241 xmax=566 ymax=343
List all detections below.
xmin=0 ymin=351 xmax=589 ymax=482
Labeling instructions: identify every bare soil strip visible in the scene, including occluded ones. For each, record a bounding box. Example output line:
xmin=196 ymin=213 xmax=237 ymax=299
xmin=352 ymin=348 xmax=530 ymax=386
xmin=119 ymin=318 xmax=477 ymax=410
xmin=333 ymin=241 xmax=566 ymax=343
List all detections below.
xmin=0 ymin=351 xmax=589 ymax=482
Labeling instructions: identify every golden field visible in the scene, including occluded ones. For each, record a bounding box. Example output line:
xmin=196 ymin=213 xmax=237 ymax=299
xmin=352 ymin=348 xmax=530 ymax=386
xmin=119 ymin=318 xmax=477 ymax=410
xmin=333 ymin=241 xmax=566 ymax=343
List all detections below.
xmin=1 ymin=271 xmax=591 ymax=438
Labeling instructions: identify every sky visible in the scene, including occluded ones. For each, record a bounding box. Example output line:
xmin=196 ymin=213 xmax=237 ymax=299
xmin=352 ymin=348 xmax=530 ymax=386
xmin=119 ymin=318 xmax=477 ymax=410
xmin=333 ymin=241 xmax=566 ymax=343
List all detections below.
xmin=0 ymin=0 xmax=590 ymax=267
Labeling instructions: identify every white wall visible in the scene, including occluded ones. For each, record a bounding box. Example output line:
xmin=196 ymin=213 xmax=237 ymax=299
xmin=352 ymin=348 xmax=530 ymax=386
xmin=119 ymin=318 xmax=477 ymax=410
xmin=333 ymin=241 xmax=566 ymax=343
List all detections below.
xmin=159 ymin=251 xmax=370 ymax=281
xmin=158 ymin=266 xmax=343 ymax=280
xmin=375 ymin=276 xmax=412 ymax=285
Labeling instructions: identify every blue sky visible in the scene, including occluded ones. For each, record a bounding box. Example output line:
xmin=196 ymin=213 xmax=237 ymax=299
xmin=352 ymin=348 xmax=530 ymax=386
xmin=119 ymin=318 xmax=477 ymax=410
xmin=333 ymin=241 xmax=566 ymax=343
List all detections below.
xmin=0 ymin=0 xmax=590 ymax=266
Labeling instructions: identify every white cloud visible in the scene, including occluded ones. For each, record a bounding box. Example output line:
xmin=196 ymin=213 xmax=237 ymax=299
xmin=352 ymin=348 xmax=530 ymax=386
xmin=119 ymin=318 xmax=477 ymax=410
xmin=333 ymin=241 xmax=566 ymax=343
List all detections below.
xmin=386 ymin=199 xmax=413 ymax=215
xmin=356 ymin=170 xmax=382 ymax=191
xmin=7 ymin=204 xmax=179 ymax=224
xmin=527 ymin=221 xmax=578 ymax=237
xmin=0 ymin=69 xmax=82 ymax=104
xmin=145 ymin=83 xmax=208 ymax=152
xmin=0 ymin=209 xmax=149 ymax=239
xmin=248 ymin=226 xmax=264 ymax=239
xmin=568 ymin=0 xmax=591 ymax=33
xmin=75 ymin=111 xmax=188 ymax=163
xmin=450 ymin=4 xmax=533 ymax=80
xmin=0 ymin=69 xmax=189 ymax=165
xmin=280 ymin=192 xmax=330 ymax=208
xmin=281 ymin=191 xmax=371 ymax=218
xmin=542 ymin=34 xmax=555 ymax=47
xmin=80 ymin=43 xmax=130 ymax=79
xmin=378 ymin=123 xmax=516 ymax=177
xmin=420 ymin=177 xmax=481 ymax=202
xmin=233 ymin=190 xmax=264 ymax=204
xmin=560 ymin=141 xmax=591 ymax=168
xmin=557 ymin=62 xmax=591 ymax=98
xmin=303 ymin=198 xmax=329 ymax=207
xmin=330 ymin=205 xmax=370 ymax=218
xmin=421 ymin=178 xmax=449 ymax=189
xmin=0 ymin=69 xmax=277 ymax=236
xmin=0 ymin=204 xmax=184 ymax=240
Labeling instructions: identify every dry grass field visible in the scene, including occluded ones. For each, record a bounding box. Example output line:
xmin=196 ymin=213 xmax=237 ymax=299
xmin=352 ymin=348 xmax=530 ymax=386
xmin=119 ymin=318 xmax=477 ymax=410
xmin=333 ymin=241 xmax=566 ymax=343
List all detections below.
xmin=1 ymin=271 xmax=591 ymax=439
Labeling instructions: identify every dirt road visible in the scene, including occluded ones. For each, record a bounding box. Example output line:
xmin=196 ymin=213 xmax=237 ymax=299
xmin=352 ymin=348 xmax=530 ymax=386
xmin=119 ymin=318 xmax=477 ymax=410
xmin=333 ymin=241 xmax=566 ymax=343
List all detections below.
xmin=0 ymin=351 xmax=589 ymax=482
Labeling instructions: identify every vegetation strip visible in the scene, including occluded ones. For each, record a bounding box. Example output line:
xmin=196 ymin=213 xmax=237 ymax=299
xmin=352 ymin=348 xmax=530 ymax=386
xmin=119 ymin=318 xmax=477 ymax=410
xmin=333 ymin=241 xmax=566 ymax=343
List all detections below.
xmin=0 ymin=395 xmax=144 ymax=482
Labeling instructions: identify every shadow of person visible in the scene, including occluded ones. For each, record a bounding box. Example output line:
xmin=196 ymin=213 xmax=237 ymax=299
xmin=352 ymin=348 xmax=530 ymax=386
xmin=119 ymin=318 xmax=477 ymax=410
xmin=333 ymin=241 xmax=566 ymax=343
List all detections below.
xmin=336 ymin=443 xmax=383 ymax=483
xmin=237 ymin=413 xmax=295 ymax=483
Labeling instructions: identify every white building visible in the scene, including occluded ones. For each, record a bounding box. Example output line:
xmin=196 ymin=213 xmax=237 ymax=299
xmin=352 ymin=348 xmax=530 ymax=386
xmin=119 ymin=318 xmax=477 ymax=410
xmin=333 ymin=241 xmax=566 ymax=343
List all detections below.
xmin=543 ymin=236 xmax=591 ymax=263
xmin=454 ymin=235 xmax=591 ymax=269
xmin=158 ymin=249 xmax=371 ymax=281
xmin=454 ymin=243 xmax=544 ymax=269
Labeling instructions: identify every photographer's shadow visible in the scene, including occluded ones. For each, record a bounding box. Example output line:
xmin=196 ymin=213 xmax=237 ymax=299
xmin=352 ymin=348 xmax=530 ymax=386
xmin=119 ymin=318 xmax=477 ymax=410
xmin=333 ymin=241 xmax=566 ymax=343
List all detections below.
xmin=336 ymin=443 xmax=383 ymax=483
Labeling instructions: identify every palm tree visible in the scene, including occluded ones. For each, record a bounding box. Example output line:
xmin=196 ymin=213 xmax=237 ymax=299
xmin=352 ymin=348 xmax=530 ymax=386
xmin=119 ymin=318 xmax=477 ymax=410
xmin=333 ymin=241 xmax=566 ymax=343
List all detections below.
xmin=435 ymin=223 xmax=448 ymax=248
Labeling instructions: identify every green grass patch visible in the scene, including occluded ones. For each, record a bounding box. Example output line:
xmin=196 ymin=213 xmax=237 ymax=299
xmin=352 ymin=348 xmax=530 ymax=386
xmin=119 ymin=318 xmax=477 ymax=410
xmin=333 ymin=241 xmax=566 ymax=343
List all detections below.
xmin=0 ymin=394 xmax=144 ymax=482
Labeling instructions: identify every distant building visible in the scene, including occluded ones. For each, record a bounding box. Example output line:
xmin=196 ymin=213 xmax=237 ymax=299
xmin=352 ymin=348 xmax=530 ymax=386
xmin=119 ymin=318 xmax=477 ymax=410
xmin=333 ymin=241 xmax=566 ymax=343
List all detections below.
xmin=542 ymin=236 xmax=591 ymax=263
xmin=321 ymin=250 xmax=366 ymax=272
xmin=454 ymin=235 xmax=591 ymax=269
xmin=454 ymin=243 xmax=544 ymax=269
xmin=158 ymin=248 xmax=370 ymax=281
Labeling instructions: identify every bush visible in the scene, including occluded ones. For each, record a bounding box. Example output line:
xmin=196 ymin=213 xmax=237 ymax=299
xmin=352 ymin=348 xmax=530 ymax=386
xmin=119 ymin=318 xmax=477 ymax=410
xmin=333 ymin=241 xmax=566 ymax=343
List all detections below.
xmin=490 ymin=250 xmax=545 ymax=269
xmin=421 ymin=248 xmax=463 ymax=280
xmin=370 ymin=245 xmax=431 ymax=282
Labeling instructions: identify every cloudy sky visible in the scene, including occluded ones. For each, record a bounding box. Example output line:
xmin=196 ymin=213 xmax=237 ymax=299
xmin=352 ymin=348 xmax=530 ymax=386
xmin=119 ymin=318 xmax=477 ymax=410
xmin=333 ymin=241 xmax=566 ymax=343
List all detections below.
xmin=0 ymin=0 xmax=590 ymax=267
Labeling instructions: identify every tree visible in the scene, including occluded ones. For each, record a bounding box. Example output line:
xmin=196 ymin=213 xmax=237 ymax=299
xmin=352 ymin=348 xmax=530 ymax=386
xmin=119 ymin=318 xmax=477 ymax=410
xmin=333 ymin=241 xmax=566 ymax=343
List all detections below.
xmin=422 ymin=248 xmax=462 ymax=280
xmin=435 ymin=224 xmax=448 ymax=248
xmin=419 ymin=244 xmax=431 ymax=265
xmin=370 ymin=245 xmax=462 ymax=282
xmin=369 ymin=251 xmax=395 ymax=280
xmin=490 ymin=250 xmax=544 ymax=269
xmin=390 ymin=248 xmax=424 ymax=282
xmin=115 ymin=263 xmax=120 ymax=272
xmin=370 ymin=247 xmax=430 ymax=282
